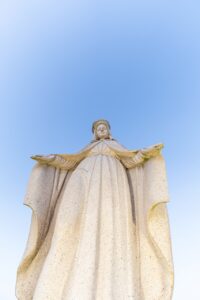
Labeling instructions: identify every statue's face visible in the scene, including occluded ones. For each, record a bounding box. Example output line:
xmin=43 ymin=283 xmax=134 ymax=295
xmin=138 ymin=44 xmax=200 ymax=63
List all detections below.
xmin=95 ymin=123 xmax=109 ymax=139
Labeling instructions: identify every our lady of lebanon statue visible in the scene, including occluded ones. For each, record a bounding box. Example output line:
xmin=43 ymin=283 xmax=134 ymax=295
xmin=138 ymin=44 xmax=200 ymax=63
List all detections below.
xmin=16 ymin=120 xmax=174 ymax=300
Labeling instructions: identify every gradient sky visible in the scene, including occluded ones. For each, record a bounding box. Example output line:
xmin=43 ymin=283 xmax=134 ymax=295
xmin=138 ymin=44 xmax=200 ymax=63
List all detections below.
xmin=0 ymin=1 xmax=200 ymax=299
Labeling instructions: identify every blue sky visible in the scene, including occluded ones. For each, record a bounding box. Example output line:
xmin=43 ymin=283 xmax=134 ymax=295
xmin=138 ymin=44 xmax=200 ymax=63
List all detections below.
xmin=0 ymin=1 xmax=200 ymax=299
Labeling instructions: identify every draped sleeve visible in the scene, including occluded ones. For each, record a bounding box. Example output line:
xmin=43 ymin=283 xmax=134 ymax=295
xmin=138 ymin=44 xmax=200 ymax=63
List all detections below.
xmin=16 ymin=164 xmax=69 ymax=296
xmin=127 ymin=154 xmax=174 ymax=300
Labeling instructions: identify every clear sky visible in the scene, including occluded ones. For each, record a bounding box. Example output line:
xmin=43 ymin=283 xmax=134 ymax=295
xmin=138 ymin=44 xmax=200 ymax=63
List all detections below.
xmin=0 ymin=1 xmax=200 ymax=299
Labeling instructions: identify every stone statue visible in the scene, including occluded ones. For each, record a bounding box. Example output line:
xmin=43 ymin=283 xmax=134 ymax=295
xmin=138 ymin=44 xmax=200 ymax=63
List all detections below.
xmin=16 ymin=120 xmax=174 ymax=300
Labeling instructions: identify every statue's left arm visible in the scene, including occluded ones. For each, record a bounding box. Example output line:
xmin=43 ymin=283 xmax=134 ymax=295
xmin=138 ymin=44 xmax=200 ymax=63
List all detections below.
xmin=119 ymin=143 xmax=164 ymax=169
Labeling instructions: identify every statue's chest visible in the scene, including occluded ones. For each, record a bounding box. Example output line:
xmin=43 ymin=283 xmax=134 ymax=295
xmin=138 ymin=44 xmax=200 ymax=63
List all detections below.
xmin=89 ymin=141 xmax=116 ymax=157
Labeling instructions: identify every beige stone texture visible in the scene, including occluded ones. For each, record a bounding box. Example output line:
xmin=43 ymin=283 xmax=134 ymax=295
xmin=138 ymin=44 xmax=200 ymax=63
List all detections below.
xmin=16 ymin=139 xmax=173 ymax=300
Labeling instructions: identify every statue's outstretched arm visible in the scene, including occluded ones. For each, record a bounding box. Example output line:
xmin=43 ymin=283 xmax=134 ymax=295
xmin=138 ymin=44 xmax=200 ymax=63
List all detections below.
xmin=31 ymin=151 xmax=87 ymax=170
xmin=120 ymin=143 xmax=164 ymax=168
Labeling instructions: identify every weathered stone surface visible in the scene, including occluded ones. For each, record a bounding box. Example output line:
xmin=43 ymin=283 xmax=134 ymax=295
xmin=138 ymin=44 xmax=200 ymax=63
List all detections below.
xmin=16 ymin=120 xmax=173 ymax=300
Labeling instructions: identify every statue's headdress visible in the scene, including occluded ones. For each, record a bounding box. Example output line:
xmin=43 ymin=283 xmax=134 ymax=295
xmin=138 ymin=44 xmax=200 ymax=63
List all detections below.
xmin=91 ymin=119 xmax=112 ymax=142
xmin=92 ymin=119 xmax=111 ymax=133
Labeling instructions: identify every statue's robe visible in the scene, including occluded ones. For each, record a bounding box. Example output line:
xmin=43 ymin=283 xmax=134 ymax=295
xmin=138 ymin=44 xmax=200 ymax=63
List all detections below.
xmin=16 ymin=140 xmax=174 ymax=300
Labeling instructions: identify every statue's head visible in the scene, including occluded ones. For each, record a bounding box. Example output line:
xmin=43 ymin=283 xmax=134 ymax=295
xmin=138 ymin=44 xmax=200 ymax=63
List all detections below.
xmin=92 ymin=119 xmax=111 ymax=140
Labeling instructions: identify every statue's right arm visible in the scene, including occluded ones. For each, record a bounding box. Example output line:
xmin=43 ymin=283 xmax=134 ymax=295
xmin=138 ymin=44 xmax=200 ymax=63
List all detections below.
xmin=31 ymin=154 xmax=81 ymax=170
xmin=31 ymin=144 xmax=92 ymax=169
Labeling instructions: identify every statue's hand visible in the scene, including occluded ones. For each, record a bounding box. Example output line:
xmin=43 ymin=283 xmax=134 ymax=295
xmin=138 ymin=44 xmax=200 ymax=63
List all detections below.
xmin=31 ymin=154 xmax=55 ymax=162
xmin=140 ymin=143 xmax=164 ymax=158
